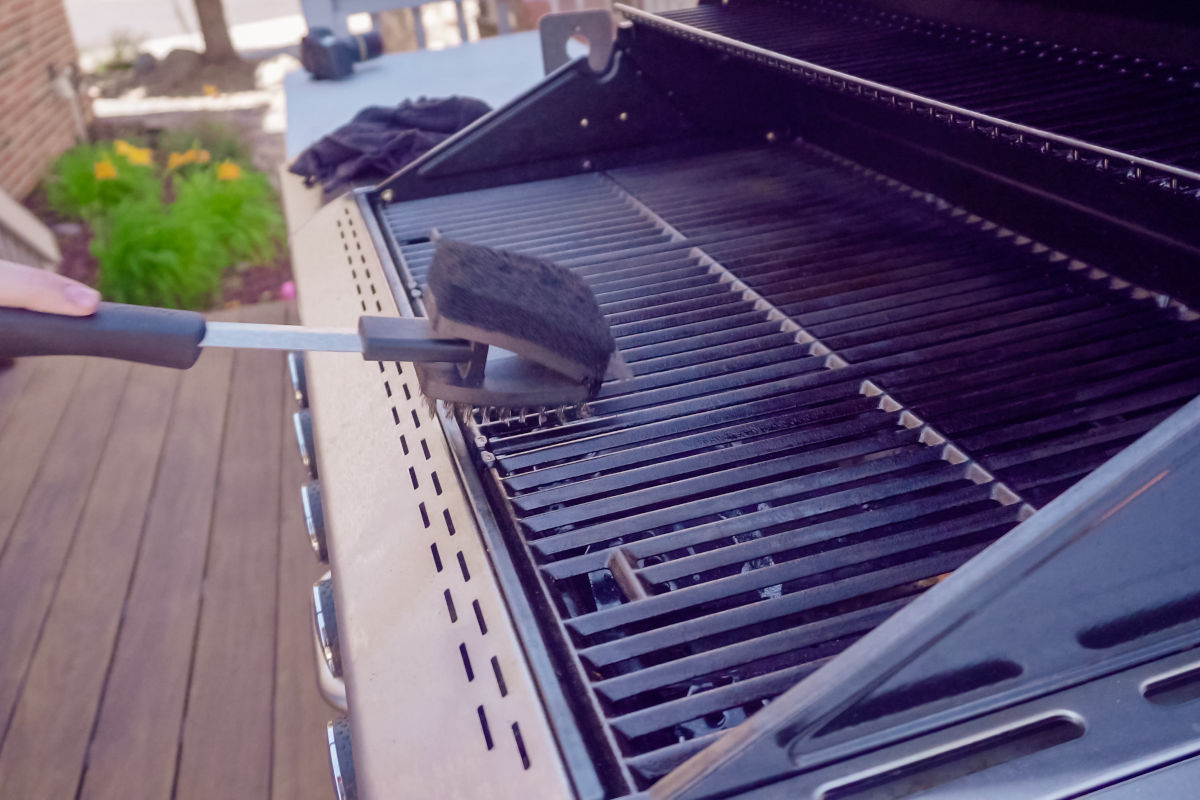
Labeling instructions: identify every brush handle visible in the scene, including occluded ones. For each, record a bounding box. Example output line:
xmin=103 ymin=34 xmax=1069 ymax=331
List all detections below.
xmin=0 ymin=303 xmax=206 ymax=369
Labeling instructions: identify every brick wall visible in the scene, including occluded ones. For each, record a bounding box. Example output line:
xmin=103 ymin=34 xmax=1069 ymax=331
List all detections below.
xmin=0 ymin=0 xmax=88 ymax=200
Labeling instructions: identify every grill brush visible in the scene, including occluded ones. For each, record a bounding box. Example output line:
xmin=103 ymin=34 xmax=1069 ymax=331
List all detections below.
xmin=0 ymin=241 xmax=623 ymax=421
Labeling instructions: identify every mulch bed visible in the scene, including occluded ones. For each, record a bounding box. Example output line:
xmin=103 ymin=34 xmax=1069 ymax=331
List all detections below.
xmin=90 ymin=49 xmax=260 ymax=99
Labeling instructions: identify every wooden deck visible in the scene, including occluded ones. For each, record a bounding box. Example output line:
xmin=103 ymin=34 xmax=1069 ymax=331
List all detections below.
xmin=0 ymin=301 xmax=332 ymax=800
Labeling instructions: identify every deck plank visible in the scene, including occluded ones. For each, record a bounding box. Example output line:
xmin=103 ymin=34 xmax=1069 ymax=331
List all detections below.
xmin=79 ymin=345 xmax=236 ymax=800
xmin=0 ymin=358 xmax=36 ymax=433
xmin=0 ymin=302 xmax=333 ymax=800
xmin=0 ymin=363 xmax=179 ymax=799
xmin=272 ymin=310 xmax=334 ymax=799
xmin=0 ymin=358 xmax=131 ymax=744
xmin=175 ymin=303 xmax=286 ymax=800
xmin=0 ymin=357 xmax=85 ymax=555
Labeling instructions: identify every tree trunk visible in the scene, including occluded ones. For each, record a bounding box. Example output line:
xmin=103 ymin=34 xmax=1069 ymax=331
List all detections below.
xmin=193 ymin=0 xmax=239 ymax=62
xmin=375 ymin=10 xmax=419 ymax=53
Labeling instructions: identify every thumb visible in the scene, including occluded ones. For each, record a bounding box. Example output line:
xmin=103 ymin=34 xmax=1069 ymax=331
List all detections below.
xmin=0 ymin=259 xmax=100 ymax=316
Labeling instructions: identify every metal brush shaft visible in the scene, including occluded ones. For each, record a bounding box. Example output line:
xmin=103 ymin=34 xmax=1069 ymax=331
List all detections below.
xmin=202 ymin=322 xmax=363 ymax=352
xmin=206 ymin=317 xmax=473 ymax=362
xmin=0 ymin=303 xmax=474 ymax=368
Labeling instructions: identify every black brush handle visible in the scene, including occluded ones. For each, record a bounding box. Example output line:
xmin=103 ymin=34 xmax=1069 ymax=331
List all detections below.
xmin=0 ymin=302 xmax=206 ymax=369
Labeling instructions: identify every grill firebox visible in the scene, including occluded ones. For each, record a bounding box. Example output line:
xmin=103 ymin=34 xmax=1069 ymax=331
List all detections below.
xmin=379 ymin=142 xmax=1200 ymax=791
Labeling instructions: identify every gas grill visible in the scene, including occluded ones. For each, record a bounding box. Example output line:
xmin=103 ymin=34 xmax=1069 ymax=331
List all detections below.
xmin=286 ymin=2 xmax=1200 ymax=798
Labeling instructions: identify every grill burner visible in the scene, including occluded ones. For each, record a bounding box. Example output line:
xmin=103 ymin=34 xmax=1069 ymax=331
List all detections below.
xmin=380 ymin=142 xmax=1200 ymax=791
xmin=649 ymin=0 xmax=1200 ymax=171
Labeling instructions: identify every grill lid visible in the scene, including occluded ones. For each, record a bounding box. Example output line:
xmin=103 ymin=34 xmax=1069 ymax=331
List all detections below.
xmin=619 ymin=0 xmax=1200 ymax=180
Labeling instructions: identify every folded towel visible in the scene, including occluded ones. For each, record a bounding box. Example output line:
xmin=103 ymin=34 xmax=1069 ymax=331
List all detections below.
xmin=290 ymin=96 xmax=491 ymax=197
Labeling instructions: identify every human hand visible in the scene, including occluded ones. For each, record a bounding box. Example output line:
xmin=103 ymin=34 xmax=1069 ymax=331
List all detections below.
xmin=0 ymin=258 xmax=100 ymax=316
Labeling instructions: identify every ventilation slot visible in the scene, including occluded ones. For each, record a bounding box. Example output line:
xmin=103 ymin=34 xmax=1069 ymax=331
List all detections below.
xmin=512 ymin=723 xmax=531 ymax=769
xmin=1078 ymin=591 xmax=1200 ymax=650
xmin=1144 ymin=663 xmax=1200 ymax=707
xmin=491 ymin=656 xmax=509 ymax=697
xmin=478 ymin=706 xmax=494 ymax=750
xmin=822 ymin=715 xmax=1084 ymax=800
xmin=817 ymin=660 xmax=1023 ymax=736
xmin=460 ymin=643 xmax=475 ymax=681
xmin=472 ymin=599 xmax=488 ymax=635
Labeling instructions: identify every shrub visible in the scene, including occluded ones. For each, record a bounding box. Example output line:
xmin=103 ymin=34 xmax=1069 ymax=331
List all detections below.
xmin=43 ymin=135 xmax=284 ymax=310
xmin=45 ymin=142 xmax=161 ymax=222
xmin=173 ymin=163 xmax=285 ymax=266
xmin=91 ymin=199 xmax=226 ymax=309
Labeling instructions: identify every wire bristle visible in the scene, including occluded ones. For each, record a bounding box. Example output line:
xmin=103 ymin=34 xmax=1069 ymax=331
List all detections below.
xmin=450 ymin=401 xmax=596 ymax=431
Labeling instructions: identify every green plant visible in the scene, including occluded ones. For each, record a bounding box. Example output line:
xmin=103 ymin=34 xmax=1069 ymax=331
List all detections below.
xmin=44 ymin=143 xmax=161 ymax=223
xmin=173 ymin=166 xmax=284 ymax=266
xmin=158 ymin=119 xmax=252 ymax=166
xmin=42 ymin=134 xmax=286 ymax=311
xmin=90 ymin=199 xmax=226 ymax=309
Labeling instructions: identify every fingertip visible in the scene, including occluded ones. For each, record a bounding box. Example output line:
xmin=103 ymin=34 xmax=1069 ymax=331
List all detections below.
xmin=62 ymin=284 xmax=101 ymax=315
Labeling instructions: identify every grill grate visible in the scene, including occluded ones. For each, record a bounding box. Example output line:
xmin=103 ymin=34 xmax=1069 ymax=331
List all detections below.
xmin=379 ymin=143 xmax=1200 ymax=790
xmin=608 ymin=148 xmax=1200 ymax=508
xmin=643 ymin=0 xmax=1200 ymax=172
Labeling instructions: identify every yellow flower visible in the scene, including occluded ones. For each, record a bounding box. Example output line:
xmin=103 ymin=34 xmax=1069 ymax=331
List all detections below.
xmin=113 ymin=140 xmax=153 ymax=165
xmin=168 ymin=148 xmax=213 ymax=171
xmin=94 ymin=159 xmax=118 ymax=180
xmin=126 ymin=146 xmax=153 ymax=166
xmin=216 ymin=160 xmax=242 ymax=181
xmin=203 ymin=84 xmax=219 ymax=97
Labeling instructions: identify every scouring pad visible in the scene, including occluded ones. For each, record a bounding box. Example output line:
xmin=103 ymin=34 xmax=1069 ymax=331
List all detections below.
xmin=425 ymin=239 xmax=616 ymax=388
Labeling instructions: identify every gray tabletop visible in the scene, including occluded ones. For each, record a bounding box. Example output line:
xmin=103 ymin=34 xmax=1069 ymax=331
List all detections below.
xmin=284 ymin=30 xmax=546 ymax=159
